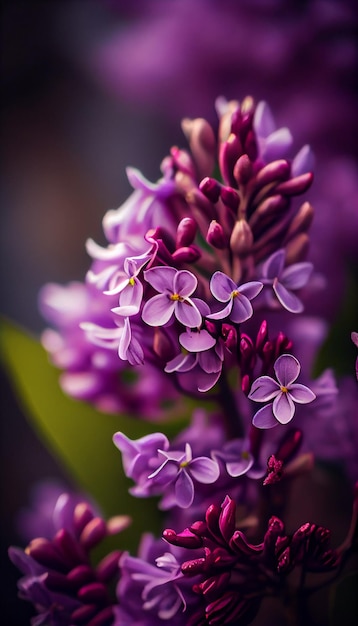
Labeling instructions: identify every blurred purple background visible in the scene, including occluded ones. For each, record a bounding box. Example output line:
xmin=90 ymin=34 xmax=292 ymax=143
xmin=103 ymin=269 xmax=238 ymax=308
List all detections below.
xmin=1 ymin=1 xmax=357 ymax=623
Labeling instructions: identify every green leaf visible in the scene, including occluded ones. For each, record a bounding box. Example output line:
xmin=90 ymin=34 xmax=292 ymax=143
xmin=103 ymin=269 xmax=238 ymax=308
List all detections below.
xmin=0 ymin=319 xmax=193 ymax=552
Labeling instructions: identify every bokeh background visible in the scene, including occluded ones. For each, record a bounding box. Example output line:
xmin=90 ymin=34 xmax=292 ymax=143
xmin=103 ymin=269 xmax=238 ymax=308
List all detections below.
xmin=1 ymin=1 xmax=357 ymax=623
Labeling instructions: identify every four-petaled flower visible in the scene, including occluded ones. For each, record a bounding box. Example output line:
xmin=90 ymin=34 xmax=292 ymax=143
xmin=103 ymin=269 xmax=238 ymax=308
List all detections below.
xmin=142 ymin=266 xmax=202 ymax=327
xmin=109 ymin=251 xmax=152 ymax=316
xmin=249 ymin=353 xmax=316 ymax=428
xmin=260 ymin=249 xmax=313 ymax=313
xmin=148 ymin=442 xmax=220 ymax=509
xmin=208 ymin=271 xmax=263 ymax=323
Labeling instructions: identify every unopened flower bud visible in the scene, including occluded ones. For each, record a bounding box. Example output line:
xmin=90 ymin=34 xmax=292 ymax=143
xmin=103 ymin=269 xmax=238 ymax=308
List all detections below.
xmin=176 ymin=217 xmax=197 ymax=248
xmin=234 ymin=154 xmax=253 ymax=185
xmin=222 ymin=323 xmax=237 ymax=350
xmin=170 ymin=146 xmax=196 ymax=177
xmin=243 ymin=129 xmax=257 ymax=161
xmin=181 ymin=117 xmax=216 ymax=178
xmin=206 ymin=220 xmax=228 ymax=249
xmin=255 ymin=160 xmax=290 ymax=189
xmin=171 ymin=245 xmax=201 ymax=263
xmin=199 ymin=177 xmax=221 ymax=203
xmin=220 ymin=186 xmax=239 ymax=211
xmin=230 ymin=219 xmax=254 ymax=256
xmin=256 ymin=320 xmax=269 ymax=352
xmin=275 ymin=172 xmax=313 ymax=196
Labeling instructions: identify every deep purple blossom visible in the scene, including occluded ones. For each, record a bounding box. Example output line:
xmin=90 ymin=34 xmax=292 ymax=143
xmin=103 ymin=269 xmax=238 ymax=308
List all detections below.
xmin=163 ymin=495 xmax=343 ymax=625
xmin=112 ymin=431 xmax=169 ymax=491
xmin=208 ymin=272 xmax=263 ymax=323
xmin=108 ymin=251 xmax=152 ymax=316
xmin=259 ymin=249 xmax=313 ymax=313
xmin=142 ymin=267 xmax=202 ymax=328
xmin=9 ymin=492 xmax=130 ymax=626
xmin=148 ymin=443 xmax=220 ymax=509
xmin=212 ymin=439 xmax=254 ymax=478
xmin=249 ymin=354 xmax=316 ymax=428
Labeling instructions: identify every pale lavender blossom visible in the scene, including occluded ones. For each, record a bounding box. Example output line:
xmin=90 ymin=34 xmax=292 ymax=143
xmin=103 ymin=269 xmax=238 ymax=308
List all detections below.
xmin=208 ymin=271 xmax=263 ymax=323
xmin=106 ymin=251 xmax=152 ymax=317
xmin=81 ymin=316 xmax=144 ymax=365
xmin=249 ymin=354 xmax=316 ymax=428
xmin=212 ymin=439 xmax=254 ymax=478
xmin=259 ymin=249 xmax=313 ymax=313
xmin=148 ymin=442 xmax=220 ymax=509
xmin=165 ymin=339 xmax=224 ymax=392
xmin=142 ymin=266 xmax=202 ymax=327
xmin=112 ymin=431 xmax=169 ymax=484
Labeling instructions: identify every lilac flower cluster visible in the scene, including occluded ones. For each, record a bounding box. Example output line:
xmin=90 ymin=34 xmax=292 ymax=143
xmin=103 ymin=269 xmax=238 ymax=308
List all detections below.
xmin=9 ymin=492 xmax=130 ymax=626
xmin=10 ymin=94 xmax=358 ymax=625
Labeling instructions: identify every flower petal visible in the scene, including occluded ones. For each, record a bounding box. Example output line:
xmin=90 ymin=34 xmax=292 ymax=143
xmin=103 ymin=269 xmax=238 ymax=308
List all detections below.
xmin=175 ymin=471 xmax=194 ymax=508
xmin=273 ymin=279 xmax=304 ymax=313
xmin=281 ymin=263 xmax=313 ymax=290
xmin=226 ymin=456 xmax=254 ymax=477
xmin=175 ymin=300 xmax=202 ymax=327
xmin=197 ymin=369 xmax=221 ymax=392
xmin=288 ymin=383 xmax=316 ymax=404
xmin=274 ymin=354 xmax=300 ymax=387
xmin=238 ymin=281 xmax=263 ymax=300
xmin=252 ymin=404 xmax=278 ymax=429
xmin=230 ymin=294 xmax=253 ymax=323
xmin=144 ymin=266 xmax=176 ymax=293
xmin=174 ymin=270 xmax=197 ymax=297
xmin=248 ymin=376 xmax=280 ymax=402
xmin=262 ymin=249 xmax=285 ymax=280
xmin=142 ymin=294 xmax=175 ymax=326
xmin=210 ymin=271 xmax=236 ymax=302
xmin=207 ymin=301 xmax=233 ymax=320
xmin=179 ymin=329 xmax=216 ymax=352
xmin=165 ymin=352 xmax=196 ymax=373
xmin=273 ymin=392 xmax=295 ymax=424
xmin=189 ymin=457 xmax=220 ymax=484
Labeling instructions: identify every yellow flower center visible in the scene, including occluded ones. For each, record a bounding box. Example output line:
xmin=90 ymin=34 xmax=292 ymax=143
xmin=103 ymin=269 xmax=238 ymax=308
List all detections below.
xmin=128 ymin=277 xmax=135 ymax=286
xmin=180 ymin=460 xmax=189 ymax=468
xmin=232 ymin=290 xmax=240 ymax=298
xmin=170 ymin=293 xmax=181 ymax=301
xmin=280 ymin=386 xmax=288 ymax=393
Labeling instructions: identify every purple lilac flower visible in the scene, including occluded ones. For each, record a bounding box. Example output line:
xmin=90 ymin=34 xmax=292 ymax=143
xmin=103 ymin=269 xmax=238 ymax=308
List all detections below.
xmin=148 ymin=442 xmax=220 ymax=509
xmin=9 ymin=492 xmax=130 ymax=626
xmin=142 ymin=267 xmax=202 ymax=328
xmin=208 ymin=271 xmax=263 ymax=323
xmin=107 ymin=251 xmax=152 ymax=316
xmin=115 ymin=533 xmax=198 ymax=625
xmin=259 ymin=249 xmax=313 ymax=313
xmin=248 ymin=354 xmax=316 ymax=428
xmin=163 ymin=495 xmax=344 ymax=626
xmin=112 ymin=431 xmax=169 ymax=486
xmin=212 ymin=439 xmax=254 ymax=478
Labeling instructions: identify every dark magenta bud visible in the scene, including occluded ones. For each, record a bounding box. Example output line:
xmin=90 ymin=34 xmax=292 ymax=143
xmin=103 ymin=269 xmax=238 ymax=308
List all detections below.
xmin=256 ymin=320 xmax=269 ymax=352
xmin=77 ymin=582 xmax=108 ymax=603
xmin=275 ymin=172 xmax=313 ymax=196
xmin=96 ymin=551 xmax=122 ymax=583
xmin=199 ymin=176 xmax=221 ymax=202
xmin=171 ymin=245 xmax=201 ymax=263
xmin=233 ymin=154 xmax=253 ymax=185
xmin=220 ymin=186 xmax=239 ymax=211
xmin=67 ymin=564 xmax=95 ymax=588
xmin=255 ymin=160 xmax=290 ymax=188
xmin=222 ymin=324 xmax=237 ymax=350
xmin=79 ymin=517 xmax=107 ymax=551
xmin=207 ymin=220 xmax=228 ymax=249
xmin=163 ymin=528 xmax=203 ymax=549
xmin=176 ymin=217 xmax=197 ymax=248
xmin=243 ymin=129 xmax=257 ymax=161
